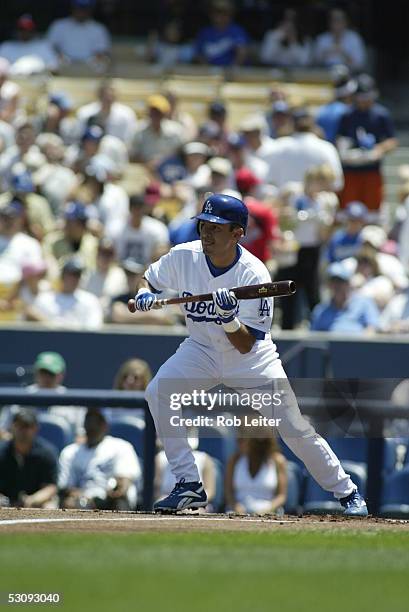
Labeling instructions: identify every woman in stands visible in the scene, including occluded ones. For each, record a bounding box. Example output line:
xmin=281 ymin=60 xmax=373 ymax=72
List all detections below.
xmin=225 ymin=431 xmax=287 ymax=514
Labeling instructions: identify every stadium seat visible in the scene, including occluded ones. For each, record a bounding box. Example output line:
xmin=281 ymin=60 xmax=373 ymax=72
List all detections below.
xmin=326 ymin=437 xmax=368 ymax=465
xmin=109 ymin=415 xmax=145 ymax=460
xmin=198 ymin=424 xmax=237 ymax=469
xmin=380 ymin=467 xmax=409 ymax=517
xmin=37 ymin=414 xmax=74 ymax=453
xmin=302 ymin=461 xmax=367 ymax=515
xmin=284 ymin=461 xmax=303 ymax=515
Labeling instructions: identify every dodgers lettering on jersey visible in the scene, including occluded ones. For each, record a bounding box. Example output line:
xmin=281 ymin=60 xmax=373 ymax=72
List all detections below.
xmin=144 ymin=240 xmax=274 ymax=352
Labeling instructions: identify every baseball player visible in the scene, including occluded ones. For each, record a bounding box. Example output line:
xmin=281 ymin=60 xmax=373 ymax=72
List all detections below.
xmin=134 ymin=193 xmax=368 ymax=516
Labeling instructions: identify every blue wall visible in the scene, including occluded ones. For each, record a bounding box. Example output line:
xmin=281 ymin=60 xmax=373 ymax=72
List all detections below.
xmin=1 ymin=326 xmax=408 ymax=388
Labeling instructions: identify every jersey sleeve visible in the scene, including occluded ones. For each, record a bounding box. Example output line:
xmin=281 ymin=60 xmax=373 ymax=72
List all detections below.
xmin=144 ymin=248 xmax=178 ymax=293
xmin=237 ymin=266 xmax=273 ymax=335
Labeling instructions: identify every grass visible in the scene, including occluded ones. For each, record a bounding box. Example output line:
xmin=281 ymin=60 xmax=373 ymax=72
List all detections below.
xmin=1 ymin=530 xmax=409 ymax=612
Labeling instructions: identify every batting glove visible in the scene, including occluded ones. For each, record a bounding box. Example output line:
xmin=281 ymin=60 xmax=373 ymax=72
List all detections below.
xmin=212 ymin=288 xmax=239 ymax=324
xmin=135 ymin=287 xmax=156 ymax=311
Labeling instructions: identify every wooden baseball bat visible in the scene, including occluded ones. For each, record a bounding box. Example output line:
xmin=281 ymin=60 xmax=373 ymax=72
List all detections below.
xmin=128 ymin=280 xmax=296 ymax=313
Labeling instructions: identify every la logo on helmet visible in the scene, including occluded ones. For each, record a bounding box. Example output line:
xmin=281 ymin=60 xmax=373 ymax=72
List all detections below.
xmin=204 ymin=201 xmax=213 ymax=213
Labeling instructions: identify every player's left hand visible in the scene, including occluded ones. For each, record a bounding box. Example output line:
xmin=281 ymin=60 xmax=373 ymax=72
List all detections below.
xmin=212 ymin=288 xmax=238 ymax=323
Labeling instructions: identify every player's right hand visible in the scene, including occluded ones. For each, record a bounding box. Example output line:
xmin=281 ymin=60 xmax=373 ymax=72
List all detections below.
xmin=134 ymin=288 xmax=156 ymax=311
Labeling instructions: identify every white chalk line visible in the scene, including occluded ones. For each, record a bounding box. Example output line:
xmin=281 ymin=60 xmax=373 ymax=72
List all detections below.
xmin=0 ymin=516 xmax=312 ymax=527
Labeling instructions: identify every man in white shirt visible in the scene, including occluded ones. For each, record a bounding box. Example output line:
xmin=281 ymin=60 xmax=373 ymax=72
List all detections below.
xmin=314 ymin=8 xmax=366 ymax=72
xmin=0 ymin=200 xmax=43 ymax=285
xmin=263 ymin=109 xmax=344 ymax=190
xmin=27 ymin=258 xmax=103 ymax=329
xmin=0 ymin=15 xmax=59 ymax=73
xmin=77 ymin=81 xmax=137 ymax=146
xmin=59 ymin=408 xmax=141 ymax=510
xmin=116 ymin=194 xmax=169 ymax=265
xmin=47 ymin=0 xmax=111 ymax=64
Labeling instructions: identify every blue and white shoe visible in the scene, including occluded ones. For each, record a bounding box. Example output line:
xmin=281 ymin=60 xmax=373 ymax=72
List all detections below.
xmin=154 ymin=478 xmax=208 ymax=513
xmin=340 ymin=489 xmax=368 ymax=517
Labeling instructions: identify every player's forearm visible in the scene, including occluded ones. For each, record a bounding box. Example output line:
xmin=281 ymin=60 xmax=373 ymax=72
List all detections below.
xmin=224 ymin=323 xmax=256 ymax=354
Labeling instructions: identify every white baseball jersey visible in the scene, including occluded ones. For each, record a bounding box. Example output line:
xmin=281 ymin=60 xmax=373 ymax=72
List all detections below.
xmin=144 ymin=240 xmax=275 ymax=353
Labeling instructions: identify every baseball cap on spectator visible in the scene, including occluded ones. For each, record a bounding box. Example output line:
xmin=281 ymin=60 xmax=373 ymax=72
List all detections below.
xmin=272 ymin=100 xmax=290 ymax=115
xmin=345 ymin=201 xmax=369 ymax=220
xmin=49 ymin=92 xmax=73 ymax=112
xmin=62 ymin=257 xmax=84 ymax=275
xmin=327 ymin=261 xmax=353 ymax=282
xmin=239 ymin=115 xmax=266 ymax=133
xmin=72 ymin=0 xmax=96 ymax=8
xmin=198 ymin=120 xmax=222 ymax=140
xmin=235 ymin=167 xmax=261 ymax=193
xmin=208 ymin=157 xmax=232 ymax=176
xmin=209 ymin=100 xmax=226 ymax=117
xmin=11 ymin=169 xmax=34 ymax=193
xmin=183 ymin=142 xmax=210 ymax=156
xmin=12 ymin=408 xmax=38 ymax=427
xmin=81 ymin=125 xmax=104 ymax=142
xmin=147 ymin=95 xmax=171 ymax=115
xmin=361 ymin=225 xmax=387 ymax=250
xmin=121 ymin=259 xmax=144 ymax=275
xmin=34 ymin=351 xmax=66 ymax=375
xmin=227 ymin=132 xmax=246 ymax=149
xmin=85 ymin=154 xmax=116 ymax=182
xmin=355 ymin=74 xmax=378 ymax=99
xmin=17 ymin=14 xmax=36 ymax=31
xmin=64 ymin=201 xmax=88 ymax=222
xmin=144 ymin=182 xmax=161 ymax=206
xmin=0 ymin=200 xmax=24 ymax=218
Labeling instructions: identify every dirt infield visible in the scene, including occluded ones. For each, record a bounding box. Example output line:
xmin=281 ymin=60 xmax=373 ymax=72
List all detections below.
xmin=1 ymin=508 xmax=408 ymax=533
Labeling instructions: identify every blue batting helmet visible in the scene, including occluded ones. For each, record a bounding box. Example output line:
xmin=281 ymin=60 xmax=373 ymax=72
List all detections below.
xmin=193 ymin=193 xmax=248 ymax=233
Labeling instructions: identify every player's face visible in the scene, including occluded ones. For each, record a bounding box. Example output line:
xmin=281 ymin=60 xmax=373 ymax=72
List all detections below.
xmin=199 ymin=221 xmax=242 ymax=259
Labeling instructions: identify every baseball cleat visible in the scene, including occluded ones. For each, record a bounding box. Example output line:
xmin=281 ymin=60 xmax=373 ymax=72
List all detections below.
xmin=154 ymin=478 xmax=208 ymax=513
xmin=340 ymin=489 xmax=368 ymax=517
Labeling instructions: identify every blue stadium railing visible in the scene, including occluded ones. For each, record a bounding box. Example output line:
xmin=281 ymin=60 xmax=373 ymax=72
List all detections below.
xmin=0 ymin=388 xmax=408 ymax=514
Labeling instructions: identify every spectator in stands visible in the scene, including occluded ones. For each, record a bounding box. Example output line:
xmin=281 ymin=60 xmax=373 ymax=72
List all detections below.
xmin=352 ymin=248 xmax=394 ymax=311
xmin=0 ymin=167 xmax=55 ymax=242
xmin=0 ymin=15 xmax=59 ymax=73
xmin=311 ymin=261 xmax=379 ymax=333
xmin=265 ymin=100 xmax=294 ymax=139
xmin=81 ymin=237 xmax=127 ymax=316
xmin=207 ymin=156 xmax=234 ymax=192
xmin=180 ymin=141 xmax=211 ymax=189
xmin=27 ymin=257 xmax=103 ymax=329
xmin=280 ymin=165 xmax=338 ymax=329
xmin=316 ymin=66 xmax=357 ymax=144
xmin=110 ymin=258 xmax=176 ymax=326
xmin=236 ymin=167 xmax=279 ymax=264
xmin=163 ymin=91 xmax=197 ymax=143
xmin=378 ymin=287 xmax=409 ymax=333
xmin=130 ymin=95 xmax=184 ymax=167
xmin=195 ymin=0 xmax=248 ymax=67
xmin=359 ymin=225 xmax=408 ymax=291
xmin=47 ymin=0 xmax=111 ymax=68
xmin=336 ymin=74 xmax=398 ymax=211
xmin=0 ymin=58 xmax=20 ymax=124
xmin=263 ymin=109 xmax=344 ymax=191
xmin=0 ymin=351 xmax=85 ymax=436
xmin=0 ymin=121 xmax=44 ymax=190
xmin=103 ymin=357 xmax=153 ymax=422
xmin=76 ymin=155 xmax=129 ymax=241
xmin=76 ymin=81 xmax=138 ymax=146
xmin=8 ymin=260 xmax=50 ymax=315
xmin=116 ymin=194 xmax=169 ymax=266
xmin=326 ymin=201 xmax=368 ymax=263
xmin=59 ymin=407 xmax=141 ymax=510
xmin=313 ymin=8 xmax=366 ymax=71
xmin=155 ymin=431 xmax=217 ymax=512
xmin=260 ymin=8 xmax=313 ymax=68
xmin=225 ymin=433 xmax=287 ymax=514
xmin=43 ymin=201 xmax=98 ymax=275
xmin=65 ymin=125 xmax=104 ymax=175
xmin=228 ymin=132 xmax=268 ymax=182
xmin=198 ymin=120 xmax=226 ymax=157
xmin=0 ymin=409 xmax=58 ymax=508
xmin=0 ymin=200 xmax=43 ymax=286
xmin=34 ymin=93 xmax=79 ymax=146
xmin=146 ymin=20 xmax=194 ymax=68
